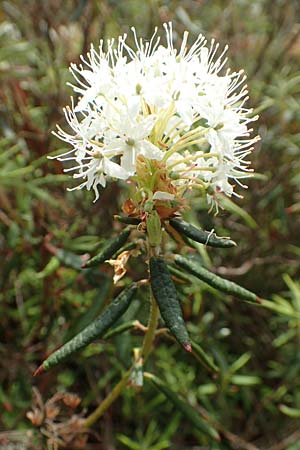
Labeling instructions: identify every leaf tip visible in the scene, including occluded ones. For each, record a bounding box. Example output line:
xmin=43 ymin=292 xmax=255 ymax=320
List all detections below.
xmin=183 ymin=342 xmax=192 ymax=353
xmin=216 ymin=431 xmax=222 ymax=442
xmin=33 ymin=364 xmax=45 ymax=377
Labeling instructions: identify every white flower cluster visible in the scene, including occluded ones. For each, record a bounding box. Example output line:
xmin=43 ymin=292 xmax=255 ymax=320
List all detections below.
xmin=52 ymin=23 xmax=259 ymax=203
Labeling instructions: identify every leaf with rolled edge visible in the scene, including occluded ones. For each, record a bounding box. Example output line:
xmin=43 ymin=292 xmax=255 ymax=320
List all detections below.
xmin=56 ymin=248 xmax=84 ymax=270
xmin=149 ymin=256 xmax=191 ymax=352
xmin=65 ymin=277 xmax=112 ymax=340
xmin=82 ymin=227 xmax=131 ymax=268
xmin=164 ymin=220 xmax=197 ymax=249
xmin=169 ymin=218 xmax=236 ymax=248
xmin=174 ymin=255 xmax=259 ymax=304
xmin=114 ymin=215 xmax=141 ymax=225
xmin=114 ymin=241 xmax=137 ymax=258
xmin=147 ymin=374 xmax=220 ymax=442
xmin=34 ymin=283 xmax=138 ymax=375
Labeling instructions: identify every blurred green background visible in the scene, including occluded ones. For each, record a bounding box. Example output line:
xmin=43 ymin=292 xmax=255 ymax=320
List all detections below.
xmin=1 ymin=0 xmax=300 ymax=449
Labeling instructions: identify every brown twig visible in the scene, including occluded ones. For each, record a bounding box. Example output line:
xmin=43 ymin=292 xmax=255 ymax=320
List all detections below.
xmin=267 ymin=429 xmax=300 ymax=450
xmin=214 ymin=256 xmax=299 ymax=277
xmin=220 ymin=428 xmax=261 ymax=450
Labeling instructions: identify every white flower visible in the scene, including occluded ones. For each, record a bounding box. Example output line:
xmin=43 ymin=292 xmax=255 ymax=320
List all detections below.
xmin=105 ymin=112 xmax=163 ymax=174
xmin=51 ymin=23 xmax=259 ymax=207
xmin=68 ymin=152 xmax=129 ymax=201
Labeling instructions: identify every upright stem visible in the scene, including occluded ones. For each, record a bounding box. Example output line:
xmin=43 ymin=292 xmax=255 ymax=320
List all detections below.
xmin=83 ymin=238 xmax=161 ymax=428
xmin=141 ymin=245 xmax=160 ymax=362
xmin=83 ymin=369 xmax=132 ymax=428
xmin=141 ymin=290 xmax=159 ymax=361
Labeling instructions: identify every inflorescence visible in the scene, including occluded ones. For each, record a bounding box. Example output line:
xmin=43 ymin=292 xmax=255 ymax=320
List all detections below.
xmin=51 ymin=23 xmax=259 ymax=209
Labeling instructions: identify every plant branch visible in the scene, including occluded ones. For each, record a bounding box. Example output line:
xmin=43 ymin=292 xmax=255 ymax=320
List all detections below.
xmin=83 ymin=369 xmax=132 ymax=428
xmin=141 ymin=289 xmax=159 ymax=361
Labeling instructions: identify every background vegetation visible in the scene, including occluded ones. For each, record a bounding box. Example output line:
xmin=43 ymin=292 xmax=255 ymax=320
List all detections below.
xmin=1 ymin=0 xmax=300 ymax=448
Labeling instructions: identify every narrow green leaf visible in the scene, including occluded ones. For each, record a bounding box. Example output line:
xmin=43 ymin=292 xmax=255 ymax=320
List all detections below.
xmin=83 ymin=227 xmax=131 ymax=268
xmin=56 ymin=248 xmax=83 ymax=270
xmin=36 ymin=257 xmax=60 ymax=279
xmin=279 ymin=404 xmax=300 ymax=418
xmin=150 ymin=257 xmax=191 ymax=351
xmin=117 ymin=435 xmax=142 ymax=450
xmin=175 ymin=255 xmax=258 ymax=304
xmin=148 ymin=375 xmax=220 ymax=442
xmin=32 ymin=174 xmax=69 ymax=186
xmin=190 ymin=339 xmax=220 ymax=374
xmin=35 ymin=283 xmax=137 ymax=374
xmin=273 ymin=329 xmax=296 ymax=347
xmin=0 ymin=143 xmax=20 ymax=165
xmin=197 ymin=384 xmax=217 ymax=396
xmin=114 ymin=241 xmax=137 ymax=258
xmin=218 ymin=196 xmax=257 ymax=229
xmin=0 ymin=166 xmax=33 ymax=180
xmin=228 ymin=352 xmax=252 ymax=375
xmin=103 ymin=320 xmax=136 ymax=339
xmin=167 ymin=265 xmax=191 ymax=283
xmin=231 ymin=375 xmax=261 ymax=386
xmin=114 ymin=215 xmax=141 ymax=225
xmin=259 ymin=299 xmax=298 ymax=318
xmin=67 ymin=278 xmax=112 ymax=340
xmin=283 ymin=274 xmax=300 ymax=312
xmin=169 ymin=218 xmax=236 ymax=248
xmin=27 ymin=185 xmax=63 ymax=208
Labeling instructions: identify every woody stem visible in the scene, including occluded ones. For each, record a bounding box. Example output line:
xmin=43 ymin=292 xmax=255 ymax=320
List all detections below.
xmin=141 ymin=245 xmax=160 ymax=362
